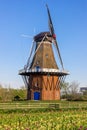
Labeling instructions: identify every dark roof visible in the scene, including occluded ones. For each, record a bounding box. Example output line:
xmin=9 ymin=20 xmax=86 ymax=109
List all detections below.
xmin=34 ymin=32 xmax=52 ymax=42
xmin=80 ymin=87 xmax=87 ymax=91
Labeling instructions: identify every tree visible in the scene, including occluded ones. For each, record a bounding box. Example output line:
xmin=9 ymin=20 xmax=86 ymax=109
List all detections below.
xmin=67 ymin=81 xmax=80 ymax=101
xmin=0 ymin=84 xmax=27 ymax=101
xmin=60 ymin=82 xmax=69 ymax=98
xmin=68 ymin=81 xmax=79 ymax=95
xmin=60 ymin=81 xmax=80 ymax=100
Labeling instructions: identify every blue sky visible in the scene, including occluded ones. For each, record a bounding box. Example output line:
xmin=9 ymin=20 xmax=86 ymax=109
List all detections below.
xmin=0 ymin=0 xmax=87 ymax=88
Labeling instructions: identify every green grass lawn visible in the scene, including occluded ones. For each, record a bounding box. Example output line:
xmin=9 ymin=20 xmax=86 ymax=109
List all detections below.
xmin=0 ymin=100 xmax=87 ymax=109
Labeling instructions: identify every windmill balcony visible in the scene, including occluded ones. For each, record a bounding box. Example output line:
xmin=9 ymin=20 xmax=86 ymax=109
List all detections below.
xmin=19 ymin=68 xmax=69 ymax=76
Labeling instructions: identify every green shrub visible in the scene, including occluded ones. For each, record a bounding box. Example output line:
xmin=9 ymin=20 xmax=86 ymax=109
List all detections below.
xmin=14 ymin=95 xmax=20 ymax=101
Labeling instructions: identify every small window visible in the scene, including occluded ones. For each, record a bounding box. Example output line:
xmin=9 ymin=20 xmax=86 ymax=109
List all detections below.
xmin=45 ymin=54 xmax=48 ymax=58
xmin=36 ymin=61 xmax=39 ymax=65
xmin=36 ymin=66 xmax=40 ymax=72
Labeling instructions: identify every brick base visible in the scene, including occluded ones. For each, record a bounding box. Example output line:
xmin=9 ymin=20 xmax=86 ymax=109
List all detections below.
xmin=28 ymin=75 xmax=60 ymax=100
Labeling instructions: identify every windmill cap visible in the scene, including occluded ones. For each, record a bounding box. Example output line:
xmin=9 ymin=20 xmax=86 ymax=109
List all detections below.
xmin=34 ymin=31 xmax=52 ymax=42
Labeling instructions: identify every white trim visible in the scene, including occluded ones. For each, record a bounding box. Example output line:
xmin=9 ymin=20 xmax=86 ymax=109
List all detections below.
xmin=19 ymin=68 xmax=69 ymax=75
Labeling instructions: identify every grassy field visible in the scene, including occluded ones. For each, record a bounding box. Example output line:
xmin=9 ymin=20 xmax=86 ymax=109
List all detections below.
xmin=0 ymin=101 xmax=87 ymax=130
xmin=0 ymin=100 xmax=87 ymax=109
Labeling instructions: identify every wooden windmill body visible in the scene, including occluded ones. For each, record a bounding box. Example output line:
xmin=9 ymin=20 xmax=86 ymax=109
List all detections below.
xmin=19 ymin=5 xmax=69 ymax=100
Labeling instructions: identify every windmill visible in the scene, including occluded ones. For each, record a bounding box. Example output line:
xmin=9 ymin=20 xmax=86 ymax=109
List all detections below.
xmin=19 ymin=5 xmax=69 ymax=100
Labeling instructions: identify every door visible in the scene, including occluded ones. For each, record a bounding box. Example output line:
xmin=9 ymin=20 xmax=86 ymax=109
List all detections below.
xmin=34 ymin=92 xmax=40 ymax=100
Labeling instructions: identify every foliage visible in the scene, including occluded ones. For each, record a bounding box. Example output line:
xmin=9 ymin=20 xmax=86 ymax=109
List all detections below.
xmin=0 ymin=109 xmax=87 ymax=130
xmin=14 ymin=95 xmax=20 ymax=101
xmin=0 ymin=84 xmax=27 ymax=101
xmin=83 ymin=90 xmax=87 ymax=95
xmin=81 ymin=95 xmax=87 ymax=101
xmin=60 ymin=81 xmax=86 ymax=101
xmin=0 ymin=81 xmax=87 ymax=102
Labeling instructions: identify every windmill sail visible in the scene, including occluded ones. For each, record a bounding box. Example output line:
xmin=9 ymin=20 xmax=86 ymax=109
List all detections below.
xmin=46 ymin=4 xmax=55 ymax=36
xmin=46 ymin=4 xmax=64 ymax=70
